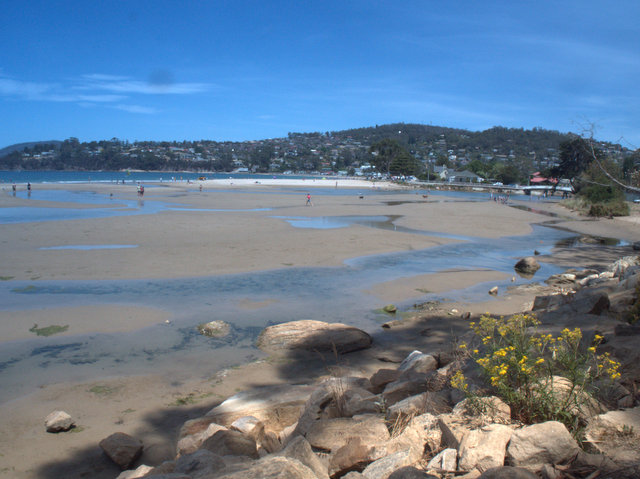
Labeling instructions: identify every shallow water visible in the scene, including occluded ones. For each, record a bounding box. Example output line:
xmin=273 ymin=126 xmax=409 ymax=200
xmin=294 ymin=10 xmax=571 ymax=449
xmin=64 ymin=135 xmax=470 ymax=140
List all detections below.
xmin=0 ymin=186 xmax=585 ymax=403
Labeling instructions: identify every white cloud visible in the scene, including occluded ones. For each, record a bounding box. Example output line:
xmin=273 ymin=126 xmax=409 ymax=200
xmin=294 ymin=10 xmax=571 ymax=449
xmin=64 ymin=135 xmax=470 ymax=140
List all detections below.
xmin=114 ymin=104 xmax=158 ymax=114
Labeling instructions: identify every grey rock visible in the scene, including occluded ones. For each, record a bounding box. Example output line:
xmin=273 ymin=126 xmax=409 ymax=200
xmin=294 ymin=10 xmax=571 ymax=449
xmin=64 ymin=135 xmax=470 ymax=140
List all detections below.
xmin=369 ymin=369 xmax=400 ymax=394
xmin=44 ymin=410 xmax=75 ymax=433
xmin=398 ymin=351 xmax=437 ymax=375
xmin=388 ymin=466 xmax=438 ymax=478
xmin=362 ymin=448 xmax=420 ymax=479
xmin=215 ymin=455 xmax=318 ymax=479
xmin=256 ymin=319 xmax=372 ymax=354
xmin=200 ymin=429 xmax=259 ymax=459
xmin=506 ymin=421 xmax=579 ymax=472
xmin=387 ymin=391 xmax=450 ymax=422
xmin=206 ymin=384 xmax=314 ymax=431
xmin=174 ymin=449 xmax=226 ymax=478
xmin=458 ymin=424 xmax=513 ymax=471
xmin=230 ymin=415 xmax=265 ymax=442
xmin=305 ymin=415 xmax=390 ymax=454
xmin=278 ymin=436 xmax=330 ymax=479
xmin=99 ymin=432 xmax=143 ymax=470
xmin=515 ymin=257 xmax=541 ymax=275
xmin=478 ymin=466 xmax=537 ymax=479
xmin=197 ymin=320 xmax=231 ymax=338
xmin=426 ymin=448 xmax=457 ymax=472
xmin=177 ymin=422 xmax=227 ymax=456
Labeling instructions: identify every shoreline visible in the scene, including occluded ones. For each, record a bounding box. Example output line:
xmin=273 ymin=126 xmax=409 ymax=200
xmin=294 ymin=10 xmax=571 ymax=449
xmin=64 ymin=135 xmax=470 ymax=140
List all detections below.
xmin=0 ymin=184 xmax=638 ymax=478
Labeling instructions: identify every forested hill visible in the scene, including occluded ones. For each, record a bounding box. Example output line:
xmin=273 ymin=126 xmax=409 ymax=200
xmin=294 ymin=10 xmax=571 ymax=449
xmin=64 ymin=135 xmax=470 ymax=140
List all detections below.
xmin=0 ymin=123 xmax=630 ymax=180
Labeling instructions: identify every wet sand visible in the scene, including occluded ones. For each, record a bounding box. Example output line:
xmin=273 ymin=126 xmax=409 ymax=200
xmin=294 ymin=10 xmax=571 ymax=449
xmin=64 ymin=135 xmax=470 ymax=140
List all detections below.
xmin=0 ymin=183 xmax=638 ymax=478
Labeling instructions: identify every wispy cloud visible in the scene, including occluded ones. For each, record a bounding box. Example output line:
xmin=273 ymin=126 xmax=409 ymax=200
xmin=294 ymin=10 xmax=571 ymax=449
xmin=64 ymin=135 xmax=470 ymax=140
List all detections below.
xmin=79 ymin=73 xmax=211 ymax=95
xmin=114 ymin=104 xmax=158 ymax=114
xmin=0 ymin=72 xmax=210 ymax=114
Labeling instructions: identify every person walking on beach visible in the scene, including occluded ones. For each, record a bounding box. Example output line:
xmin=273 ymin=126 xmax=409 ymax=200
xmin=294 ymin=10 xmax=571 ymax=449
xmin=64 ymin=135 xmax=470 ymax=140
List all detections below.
xmin=306 ymin=193 xmax=313 ymax=206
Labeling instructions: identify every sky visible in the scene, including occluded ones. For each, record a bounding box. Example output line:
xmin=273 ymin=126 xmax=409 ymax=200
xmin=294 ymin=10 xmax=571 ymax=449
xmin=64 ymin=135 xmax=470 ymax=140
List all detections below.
xmin=1 ymin=1 xmax=639 ymax=148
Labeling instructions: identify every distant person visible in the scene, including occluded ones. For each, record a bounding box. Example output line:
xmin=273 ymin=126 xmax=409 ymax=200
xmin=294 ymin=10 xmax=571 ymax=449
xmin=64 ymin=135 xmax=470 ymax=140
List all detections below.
xmin=27 ymin=182 xmax=31 ymax=192
xmin=306 ymin=193 xmax=313 ymax=206
xmin=12 ymin=183 xmax=16 ymax=195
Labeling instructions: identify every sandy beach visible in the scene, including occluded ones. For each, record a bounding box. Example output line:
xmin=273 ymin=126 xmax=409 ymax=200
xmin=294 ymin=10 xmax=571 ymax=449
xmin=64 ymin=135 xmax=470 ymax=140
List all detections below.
xmin=0 ymin=180 xmax=638 ymax=478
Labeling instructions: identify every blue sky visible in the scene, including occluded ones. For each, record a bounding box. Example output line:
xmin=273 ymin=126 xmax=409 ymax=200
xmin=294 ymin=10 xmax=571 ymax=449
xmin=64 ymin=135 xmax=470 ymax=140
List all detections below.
xmin=1 ymin=1 xmax=639 ymax=148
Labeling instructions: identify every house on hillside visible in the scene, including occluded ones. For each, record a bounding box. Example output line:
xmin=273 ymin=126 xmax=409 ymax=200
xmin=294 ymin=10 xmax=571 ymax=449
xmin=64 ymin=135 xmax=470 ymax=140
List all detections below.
xmin=449 ymin=170 xmax=483 ymax=183
xmin=529 ymin=172 xmax=558 ymax=186
xmin=433 ymin=165 xmax=451 ymax=181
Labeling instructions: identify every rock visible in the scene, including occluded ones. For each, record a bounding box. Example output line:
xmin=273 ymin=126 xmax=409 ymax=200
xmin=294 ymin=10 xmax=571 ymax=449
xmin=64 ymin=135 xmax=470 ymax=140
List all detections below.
xmin=278 ymin=436 xmax=330 ymax=479
xmin=584 ymin=406 xmax=640 ymax=465
xmin=457 ymin=424 xmax=513 ymax=471
xmin=44 ymin=410 xmax=75 ymax=433
xmin=515 ymin=257 xmax=541 ymax=275
xmin=531 ymin=293 xmax=571 ymax=311
xmin=261 ymin=430 xmax=283 ymax=454
xmin=362 ymin=448 xmax=420 ymax=479
xmin=197 ymin=320 xmax=231 ymax=338
xmin=389 ymin=466 xmax=439 ymax=478
xmin=329 ymin=437 xmax=373 ymax=477
xmin=426 ymin=448 xmax=457 ymax=472
xmin=545 ymin=273 xmax=576 ymax=287
xmin=437 ymin=414 xmax=476 ymax=449
xmin=387 ymin=392 xmax=450 ymax=422
xmin=230 ymin=416 xmax=265 ymax=442
xmin=538 ymin=376 xmax=605 ymax=422
xmin=478 ymin=466 xmax=537 ymax=479
xmin=373 ymin=414 xmax=441 ymax=461
xmin=383 ymin=304 xmax=397 ymax=313
xmin=177 ymin=422 xmax=228 ymax=456
xmin=293 ymin=377 xmax=372 ymax=437
xmin=174 ymin=449 xmax=226 ymax=478
xmin=607 ymin=255 xmax=640 ymax=277
xmin=633 ymin=241 xmax=640 ymax=251
xmin=370 ymin=369 xmax=401 ymax=394
xmin=488 ymin=286 xmax=498 ymax=296
xmin=215 ymin=455 xmax=319 ymax=479
xmin=256 ymin=319 xmax=372 ymax=354
xmin=398 ymin=351 xmax=438 ymax=375
xmin=586 ymin=291 xmax=610 ymax=315
xmin=382 ymin=376 xmax=429 ymax=406
xmin=99 ymin=432 xmax=143 ymax=470
xmin=305 ymin=415 xmax=390 ymax=454
xmin=506 ymin=421 xmax=579 ymax=472
xmin=206 ymin=384 xmax=315 ymax=430
xmin=452 ymin=396 xmax=511 ymax=424
xmin=341 ymin=387 xmax=383 ymax=417
xmin=116 ymin=465 xmax=154 ymax=479
xmin=200 ymin=429 xmax=259 ymax=459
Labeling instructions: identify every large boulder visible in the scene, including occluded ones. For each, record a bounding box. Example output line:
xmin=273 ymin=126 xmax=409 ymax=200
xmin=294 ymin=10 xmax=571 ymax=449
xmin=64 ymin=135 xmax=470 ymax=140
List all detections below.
xmin=506 ymin=421 xmax=580 ymax=472
xmin=215 ymin=455 xmax=319 ymax=479
xmin=44 ymin=410 xmax=75 ymax=433
xmin=362 ymin=448 xmax=420 ymax=479
xmin=99 ymin=432 xmax=143 ymax=470
xmin=478 ymin=467 xmax=537 ymax=479
xmin=305 ymin=415 xmax=390 ymax=454
xmin=386 ymin=392 xmax=450 ymax=422
xmin=398 ymin=351 xmax=438 ymax=375
xmin=372 ymin=414 xmax=441 ymax=461
xmin=206 ymin=384 xmax=315 ymax=431
xmin=278 ymin=436 xmax=330 ymax=479
xmin=584 ymin=406 xmax=640 ymax=465
xmin=514 ymin=257 xmax=541 ymax=276
xmin=256 ymin=320 xmax=372 ymax=354
xmin=200 ymin=429 xmax=259 ymax=459
xmin=457 ymin=424 xmax=513 ymax=471
xmin=174 ymin=449 xmax=226 ymax=478
xmin=177 ymin=422 xmax=228 ymax=456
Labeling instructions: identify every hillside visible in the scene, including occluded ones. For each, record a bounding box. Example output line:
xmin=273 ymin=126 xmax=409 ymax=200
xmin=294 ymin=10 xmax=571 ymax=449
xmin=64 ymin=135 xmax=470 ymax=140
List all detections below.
xmin=0 ymin=124 xmax=632 ymax=184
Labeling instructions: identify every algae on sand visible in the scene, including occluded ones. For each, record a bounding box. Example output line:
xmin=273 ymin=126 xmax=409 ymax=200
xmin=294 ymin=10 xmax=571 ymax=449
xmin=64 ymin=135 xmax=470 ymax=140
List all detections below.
xmin=29 ymin=323 xmax=69 ymax=337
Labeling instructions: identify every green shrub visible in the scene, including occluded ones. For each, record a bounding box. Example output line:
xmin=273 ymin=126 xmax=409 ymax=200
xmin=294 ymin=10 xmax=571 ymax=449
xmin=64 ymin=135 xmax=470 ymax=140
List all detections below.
xmin=587 ymin=200 xmax=629 ymax=217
